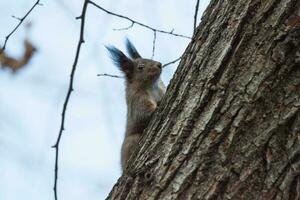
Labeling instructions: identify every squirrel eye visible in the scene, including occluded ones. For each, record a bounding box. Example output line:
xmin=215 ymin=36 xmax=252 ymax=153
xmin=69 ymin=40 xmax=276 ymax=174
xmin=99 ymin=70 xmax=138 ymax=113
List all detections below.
xmin=138 ymin=64 xmax=145 ymax=70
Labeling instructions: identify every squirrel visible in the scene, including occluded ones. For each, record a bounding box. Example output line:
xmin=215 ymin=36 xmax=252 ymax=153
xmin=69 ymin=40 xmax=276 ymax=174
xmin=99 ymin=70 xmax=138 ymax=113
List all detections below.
xmin=107 ymin=39 xmax=166 ymax=170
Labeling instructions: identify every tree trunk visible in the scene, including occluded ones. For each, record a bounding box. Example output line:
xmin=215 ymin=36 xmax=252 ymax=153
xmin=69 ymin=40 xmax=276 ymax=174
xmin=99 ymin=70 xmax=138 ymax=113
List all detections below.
xmin=107 ymin=0 xmax=300 ymax=199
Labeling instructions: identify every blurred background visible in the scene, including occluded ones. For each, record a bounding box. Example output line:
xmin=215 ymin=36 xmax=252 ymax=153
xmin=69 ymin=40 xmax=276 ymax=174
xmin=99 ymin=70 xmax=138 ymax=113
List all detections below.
xmin=0 ymin=0 xmax=209 ymax=199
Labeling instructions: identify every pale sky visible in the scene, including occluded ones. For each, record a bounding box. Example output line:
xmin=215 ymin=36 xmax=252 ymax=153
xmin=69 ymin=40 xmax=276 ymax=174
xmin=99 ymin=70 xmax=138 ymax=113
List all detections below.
xmin=0 ymin=0 xmax=210 ymax=199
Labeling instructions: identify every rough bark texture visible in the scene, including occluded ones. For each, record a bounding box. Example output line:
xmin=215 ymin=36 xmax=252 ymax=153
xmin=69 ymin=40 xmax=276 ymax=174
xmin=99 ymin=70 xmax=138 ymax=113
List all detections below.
xmin=107 ymin=0 xmax=300 ymax=199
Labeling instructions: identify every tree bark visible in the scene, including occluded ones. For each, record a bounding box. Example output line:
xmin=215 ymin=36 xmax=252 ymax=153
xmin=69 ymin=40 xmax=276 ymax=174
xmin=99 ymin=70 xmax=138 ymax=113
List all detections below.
xmin=107 ymin=0 xmax=300 ymax=199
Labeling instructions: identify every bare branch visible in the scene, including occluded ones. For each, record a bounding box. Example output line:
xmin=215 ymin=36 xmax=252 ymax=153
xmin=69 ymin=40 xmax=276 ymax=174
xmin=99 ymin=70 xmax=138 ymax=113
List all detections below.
xmin=97 ymin=73 xmax=123 ymax=78
xmin=193 ymin=0 xmax=200 ymax=34
xmin=151 ymin=31 xmax=157 ymax=59
xmin=52 ymin=1 xmax=89 ymax=200
xmin=87 ymin=0 xmax=191 ymax=39
xmin=1 ymin=0 xmax=41 ymax=53
xmin=163 ymin=57 xmax=182 ymax=68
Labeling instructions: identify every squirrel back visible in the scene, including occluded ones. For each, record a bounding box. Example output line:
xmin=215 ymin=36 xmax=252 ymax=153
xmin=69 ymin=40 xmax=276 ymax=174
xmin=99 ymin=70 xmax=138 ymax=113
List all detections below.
xmin=107 ymin=39 xmax=165 ymax=170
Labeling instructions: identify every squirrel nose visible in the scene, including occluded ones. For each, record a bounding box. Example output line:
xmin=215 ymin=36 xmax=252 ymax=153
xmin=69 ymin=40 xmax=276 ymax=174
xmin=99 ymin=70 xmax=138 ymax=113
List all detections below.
xmin=156 ymin=62 xmax=162 ymax=69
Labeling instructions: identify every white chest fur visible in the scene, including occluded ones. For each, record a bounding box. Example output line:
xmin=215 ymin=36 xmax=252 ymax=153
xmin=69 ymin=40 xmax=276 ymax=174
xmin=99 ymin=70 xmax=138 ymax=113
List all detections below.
xmin=147 ymin=79 xmax=166 ymax=103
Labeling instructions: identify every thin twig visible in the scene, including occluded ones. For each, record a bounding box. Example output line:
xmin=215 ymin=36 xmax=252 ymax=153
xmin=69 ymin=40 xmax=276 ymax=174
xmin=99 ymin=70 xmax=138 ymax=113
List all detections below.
xmin=113 ymin=21 xmax=134 ymax=31
xmin=1 ymin=0 xmax=42 ymax=53
xmin=151 ymin=31 xmax=156 ymax=59
xmin=88 ymin=0 xmax=191 ymax=39
xmin=193 ymin=0 xmax=200 ymax=34
xmin=163 ymin=57 xmax=182 ymax=68
xmin=11 ymin=15 xmax=22 ymax=21
xmin=52 ymin=1 xmax=89 ymax=200
xmin=97 ymin=73 xmax=123 ymax=78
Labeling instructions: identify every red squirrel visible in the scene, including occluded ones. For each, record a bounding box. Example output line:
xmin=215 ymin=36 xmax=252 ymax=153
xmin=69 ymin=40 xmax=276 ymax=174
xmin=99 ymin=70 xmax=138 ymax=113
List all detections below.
xmin=107 ymin=39 xmax=166 ymax=170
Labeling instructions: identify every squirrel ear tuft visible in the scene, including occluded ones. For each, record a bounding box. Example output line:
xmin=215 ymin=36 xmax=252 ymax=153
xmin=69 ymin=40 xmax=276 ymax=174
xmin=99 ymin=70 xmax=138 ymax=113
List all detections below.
xmin=106 ymin=45 xmax=134 ymax=79
xmin=126 ymin=38 xmax=142 ymax=59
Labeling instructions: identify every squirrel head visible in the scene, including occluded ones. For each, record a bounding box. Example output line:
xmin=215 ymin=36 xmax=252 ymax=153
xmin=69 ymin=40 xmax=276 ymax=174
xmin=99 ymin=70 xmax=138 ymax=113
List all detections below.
xmin=106 ymin=39 xmax=162 ymax=87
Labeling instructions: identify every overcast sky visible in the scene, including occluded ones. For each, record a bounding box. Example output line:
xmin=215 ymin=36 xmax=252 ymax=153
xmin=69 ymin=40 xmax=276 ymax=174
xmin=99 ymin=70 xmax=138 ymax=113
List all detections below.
xmin=0 ymin=0 xmax=210 ymax=199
